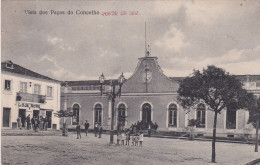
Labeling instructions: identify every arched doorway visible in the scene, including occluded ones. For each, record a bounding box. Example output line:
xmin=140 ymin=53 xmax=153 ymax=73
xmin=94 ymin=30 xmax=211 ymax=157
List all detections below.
xmin=117 ymin=103 xmax=126 ymax=131
xmin=72 ymin=104 xmax=80 ymax=125
xmin=94 ymin=103 xmax=102 ymax=125
xmin=142 ymin=103 xmax=151 ymax=123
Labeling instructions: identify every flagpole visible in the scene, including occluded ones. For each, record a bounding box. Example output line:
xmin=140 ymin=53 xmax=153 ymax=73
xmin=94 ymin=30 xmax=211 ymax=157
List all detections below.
xmin=145 ymin=22 xmax=146 ymax=56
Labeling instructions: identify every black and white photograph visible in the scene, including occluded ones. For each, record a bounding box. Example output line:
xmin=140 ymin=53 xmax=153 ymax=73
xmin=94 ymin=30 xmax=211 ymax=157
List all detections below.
xmin=1 ymin=0 xmax=260 ymax=164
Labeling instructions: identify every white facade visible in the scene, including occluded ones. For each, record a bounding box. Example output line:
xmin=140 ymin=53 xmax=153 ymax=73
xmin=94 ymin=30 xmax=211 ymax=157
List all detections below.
xmin=1 ymin=64 xmax=61 ymax=130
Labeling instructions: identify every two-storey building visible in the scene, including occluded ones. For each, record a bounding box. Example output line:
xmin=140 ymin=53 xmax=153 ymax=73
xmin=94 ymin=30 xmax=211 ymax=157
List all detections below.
xmin=1 ymin=60 xmax=61 ymax=130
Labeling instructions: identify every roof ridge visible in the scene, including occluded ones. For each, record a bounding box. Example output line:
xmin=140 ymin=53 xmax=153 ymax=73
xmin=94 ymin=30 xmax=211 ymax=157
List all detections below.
xmin=2 ymin=61 xmax=60 ymax=82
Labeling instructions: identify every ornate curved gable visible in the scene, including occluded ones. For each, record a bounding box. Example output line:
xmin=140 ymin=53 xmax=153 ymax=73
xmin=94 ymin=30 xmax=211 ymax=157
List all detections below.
xmin=122 ymin=56 xmax=179 ymax=93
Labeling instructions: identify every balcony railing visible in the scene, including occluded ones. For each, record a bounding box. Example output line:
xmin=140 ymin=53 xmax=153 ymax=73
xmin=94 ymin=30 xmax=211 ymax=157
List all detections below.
xmin=16 ymin=92 xmax=46 ymax=104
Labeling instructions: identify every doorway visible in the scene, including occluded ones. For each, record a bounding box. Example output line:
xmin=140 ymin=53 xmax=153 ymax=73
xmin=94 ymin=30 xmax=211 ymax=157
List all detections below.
xmin=33 ymin=110 xmax=39 ymax=118
xmin=19 ymin=109 xmax=26 ymax=127
xmin=142 ymin=103 xmax=152 ymax=123
xmin=72 ymin=104 xmax=80 ymax=125
xmin=3 ymin=108 xmax=11 ymax=127
xmin=46 ymin=111 xmax=52 ymax=128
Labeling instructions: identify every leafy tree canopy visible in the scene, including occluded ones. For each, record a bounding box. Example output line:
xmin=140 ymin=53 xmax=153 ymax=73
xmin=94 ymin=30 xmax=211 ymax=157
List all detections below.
xmin=248 ymin=97 xmax=260 ymax=128
xmin=177 ymin=65 xmax=254 ymax=113
xmin=177 ymin=65 xmax=255 ymax=163
xmin=54 ymin=110 xmax=74 ymax=118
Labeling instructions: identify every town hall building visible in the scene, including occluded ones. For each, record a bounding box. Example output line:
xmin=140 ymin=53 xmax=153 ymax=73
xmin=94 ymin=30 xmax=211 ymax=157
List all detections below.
xmin=61 ymin=55 xmax=260 ymax=137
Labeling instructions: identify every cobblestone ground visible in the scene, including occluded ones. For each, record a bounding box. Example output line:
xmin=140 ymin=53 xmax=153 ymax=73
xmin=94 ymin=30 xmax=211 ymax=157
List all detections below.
xmin=1 ymin=133 xmax=260 ymax=165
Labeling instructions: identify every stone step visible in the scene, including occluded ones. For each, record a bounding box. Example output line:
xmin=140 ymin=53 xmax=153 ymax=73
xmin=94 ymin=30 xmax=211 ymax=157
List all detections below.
xmin=1 ymin=129 xmax=61 ymax=136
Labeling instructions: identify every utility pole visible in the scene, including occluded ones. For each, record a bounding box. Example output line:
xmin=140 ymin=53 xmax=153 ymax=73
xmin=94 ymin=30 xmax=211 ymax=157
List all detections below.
xmin=255 ymin=118 xmax=259 ymax=152
xmin=99 ymin=73 xmax=125 ymax=144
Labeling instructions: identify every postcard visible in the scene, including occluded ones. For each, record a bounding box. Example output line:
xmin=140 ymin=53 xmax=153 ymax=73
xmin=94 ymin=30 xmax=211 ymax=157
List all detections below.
xmin=2 ymin=0 xmax=260 ymax=165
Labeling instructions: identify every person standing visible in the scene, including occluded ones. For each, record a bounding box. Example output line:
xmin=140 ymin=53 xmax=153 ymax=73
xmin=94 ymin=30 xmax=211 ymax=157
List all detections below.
xmin=26 ymin=114 xmax=31 ymax=130
xmin=121 ymin=131 xmax=126 ymax=145
xmin=44 ymin=116 xmax=48 ymax=130
xmin=94 ymin=123 xmax=98 ymax=137
xmin=139 ymin=132 xmax=144 ymax=147
xmin=135 ymin=133 xmax=139 ymax=146
xmin=35 ymin=117 xmax=40 ymax=132
xmin=126 ymin=130 xmax=130 ymax=145
xmin=17 ymin=115 xmax=22 ymax=129
xmin=117 ymin=132 xmax=121 ymax=145
xmin=131 ymin=134 xmax=135 ymax=146
xmin=31 ymin=117 xmax=35 ymax=130
xmin=154 ymin=122 xmax=158 ymax=131
xmin=98 ymin=125 xmax=103 ymax=138
xmin=39 ymin=116 xmax=43 ymax=130
xmin=84 ymin=120 xmax=89 ymax=136
xmin=76 ymin=123 xmax=81 ymax=139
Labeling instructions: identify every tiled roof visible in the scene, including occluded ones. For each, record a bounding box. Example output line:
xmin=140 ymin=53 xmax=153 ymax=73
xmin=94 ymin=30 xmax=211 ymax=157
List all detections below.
xmin=1 ymin=60 xmax=60 ymax=82
xmin=170 ymin=75 xmax=260 ymax=82
xmin=169 ymin=77 xmax=185 ymax=82
xmin=61 ymin=79 xmax=119 ymax=86
xmin=234 ymin=75 xmax=260 ymax=81
xmin=62 ymin=74 xmax=260 ymax=87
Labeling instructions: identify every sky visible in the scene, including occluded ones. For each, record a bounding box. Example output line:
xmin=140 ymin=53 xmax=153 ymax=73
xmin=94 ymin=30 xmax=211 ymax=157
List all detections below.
xmin=2 ymin=0 xmax=260 ymax=81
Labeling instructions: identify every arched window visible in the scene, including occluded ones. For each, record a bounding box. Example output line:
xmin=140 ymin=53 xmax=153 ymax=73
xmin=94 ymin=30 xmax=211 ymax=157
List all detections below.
xmin=118 ymin=104 xmax=126 ymax=126
xmin=94 ymin=104 xmax=102 ymax=124
xmin=196 ymin=103 xmax=206 ymax=128
xmin=142 ymin=103 xmax=151 ymax=123
xmin=72 ymin=104 xmax=80 ymax=125
xmin=168 ymin=103 xmax=177 ymax=127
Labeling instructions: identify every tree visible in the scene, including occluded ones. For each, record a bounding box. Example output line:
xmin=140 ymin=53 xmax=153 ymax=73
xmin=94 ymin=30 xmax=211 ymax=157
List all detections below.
xmin=54 ymin=110 xmax=74 ymax=136
xmin=177 ymin=65 xmax=254 ymax=163
xmin=247 ymin=97 xmax=260 ymax=152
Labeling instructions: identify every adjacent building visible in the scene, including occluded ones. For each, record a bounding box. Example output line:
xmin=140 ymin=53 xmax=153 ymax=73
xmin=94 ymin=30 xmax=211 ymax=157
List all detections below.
xmin=1 ymin=60 xmax=61 ymax=130
xmin=61 ymin=55 xmax=260 ymax=137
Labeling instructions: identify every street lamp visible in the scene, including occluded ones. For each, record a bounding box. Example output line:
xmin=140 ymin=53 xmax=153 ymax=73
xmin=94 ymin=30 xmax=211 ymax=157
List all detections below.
xmin=99 ymin=73 xmax=105 ymax=95
xmin=99 ymin=72 xmax=125 ymax=144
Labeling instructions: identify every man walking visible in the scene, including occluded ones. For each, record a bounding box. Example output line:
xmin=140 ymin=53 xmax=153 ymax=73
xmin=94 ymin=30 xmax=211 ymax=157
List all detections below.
xmin=84 ymin=120 xmax=89 ymax=136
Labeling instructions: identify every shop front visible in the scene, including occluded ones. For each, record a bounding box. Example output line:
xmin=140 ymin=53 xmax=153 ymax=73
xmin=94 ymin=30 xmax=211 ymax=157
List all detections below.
xmin=16 ymin=102 xmax=54 ymax=129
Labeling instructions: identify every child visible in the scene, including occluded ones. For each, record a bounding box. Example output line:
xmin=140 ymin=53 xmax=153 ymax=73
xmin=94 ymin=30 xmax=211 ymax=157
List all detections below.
xmin=131 ymin=134 xmax=135 ymax=146
xmin=121 ymin=131 xmax=125 ymax=145
xmin=126 ymin=131 xmax=130 ymax=145
xmin=135 ymin=134 xmax=139 ymax=146
xmin=139 ymin=132 xmax=144 ymax=147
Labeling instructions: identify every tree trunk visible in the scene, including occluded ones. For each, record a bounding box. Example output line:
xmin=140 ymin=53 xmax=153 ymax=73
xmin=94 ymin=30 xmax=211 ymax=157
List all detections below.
xmin=255 ymin=119 xmax=259 ymax=152
xmin=211 ymin=111 xmax=218 ymax=163
xmin=62 ymin=117 xmax=68 ymax=136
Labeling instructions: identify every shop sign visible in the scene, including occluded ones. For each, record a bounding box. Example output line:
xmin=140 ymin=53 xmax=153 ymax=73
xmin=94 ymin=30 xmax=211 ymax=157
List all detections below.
xmin=18 ymin=102 xmax=40 ymax=109
xmin=40 ymin=110 xmax=46 ymax=116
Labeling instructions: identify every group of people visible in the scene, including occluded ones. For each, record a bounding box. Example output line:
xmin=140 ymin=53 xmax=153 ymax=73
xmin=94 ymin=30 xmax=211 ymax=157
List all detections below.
xmin=130 ymin=121 xmax=158 ymax=132
xmin=129 ymin=121 xmax=158 ymax=136
xmin=117 ymin=130 xmax=144 ymax=147
xmin=94 ymin=123 xmax=103 ymax=138
xmin=76 ymin=121 xmax=103 ymax=139
xmin=76 ymin=120 xmax=92 ymax=139
xmin=16 ymin=114 xmax=49 ymax=131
